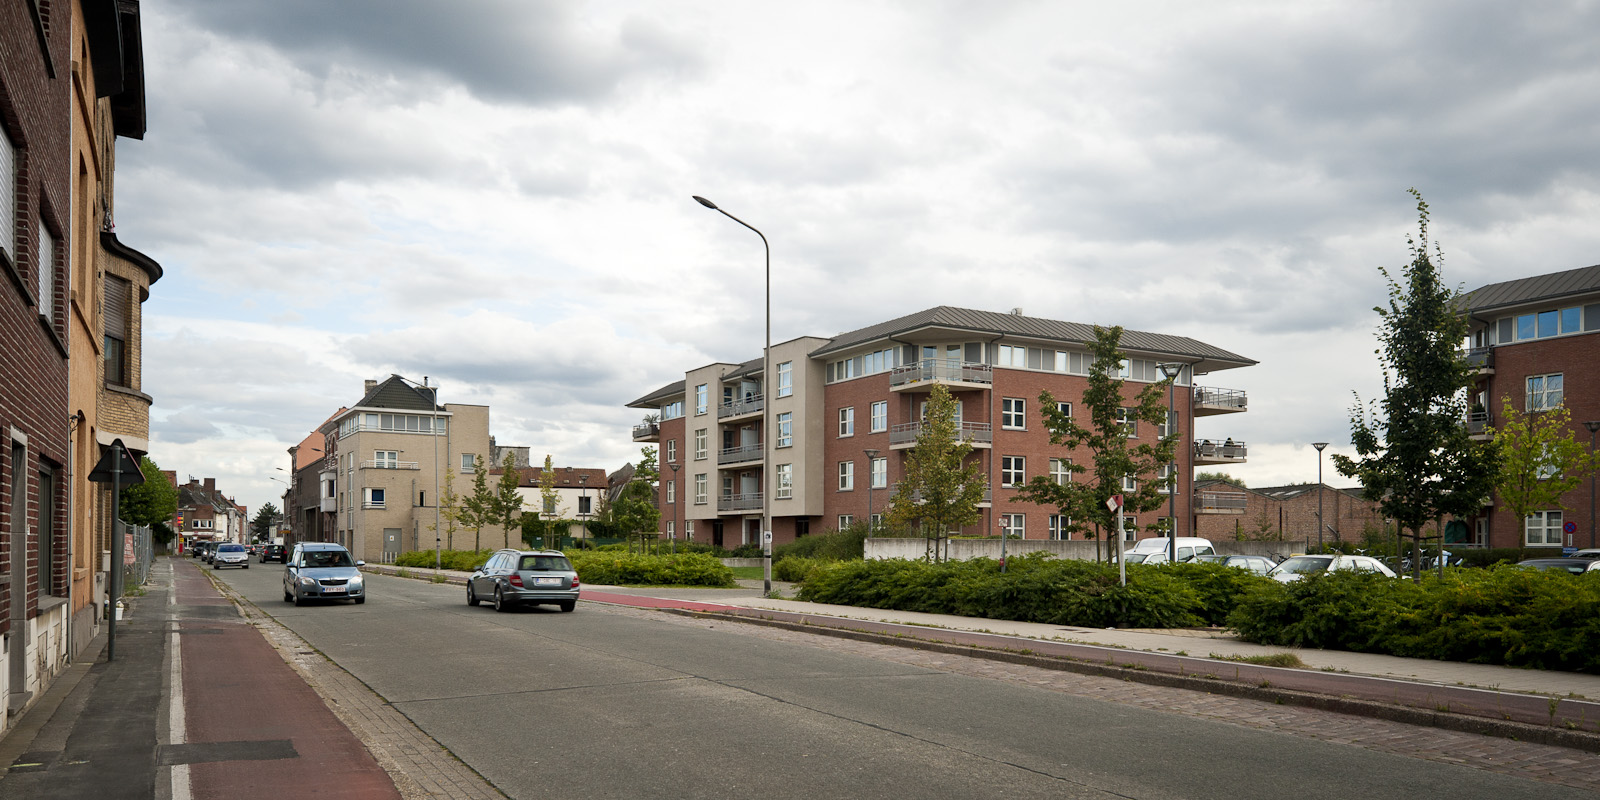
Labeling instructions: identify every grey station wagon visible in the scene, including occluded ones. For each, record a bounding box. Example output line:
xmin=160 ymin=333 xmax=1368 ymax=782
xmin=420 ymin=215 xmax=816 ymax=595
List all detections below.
xmin=468 ymin=549 xmax=580 ymax=613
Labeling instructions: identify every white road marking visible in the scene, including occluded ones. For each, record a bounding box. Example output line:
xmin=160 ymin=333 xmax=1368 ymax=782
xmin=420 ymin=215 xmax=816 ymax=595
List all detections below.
xmin=169 ymin=564 xmax=191 ymax=800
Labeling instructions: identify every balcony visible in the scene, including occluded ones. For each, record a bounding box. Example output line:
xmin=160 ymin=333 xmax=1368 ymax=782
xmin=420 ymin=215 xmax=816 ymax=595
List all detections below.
xmin=718 ymin=492 xmax=764 ymax=514
xmin=632 ymin=422 xmax=660 ymax=442
xmin=1193 ymin=386 xmax=1248 ymax=416
xmin=719 ymin=393 xmax=764 ymax=421
xmin=1464 ymin=347 xmax=1494 ymax=376
xmin=890 ymin=359 xmax=993 ymax=392
xmin=319 ymin=497 xmax=337 ymax=513
xmin=718 ymin=442 xmax=763 ymax=466
xmin=889 ymin=420 xmax=993 ymax=449
xmin=361 ymin=459 xmax=420 ymax=470
xmin=1195 ymin=490 xmax=1248 ymax=514
xmin=1193 ymin=439 xmax=1247 ymax=465
xmin=1466 ymin=410 xmax=1492 ymax=441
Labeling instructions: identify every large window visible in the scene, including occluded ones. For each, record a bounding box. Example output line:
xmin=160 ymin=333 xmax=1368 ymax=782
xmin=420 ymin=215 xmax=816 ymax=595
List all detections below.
xmin=1511 ymin=308 xmax=1584 ymax=341
xmin=695 ymin=384 xmax=708 ymax=415
xmin=461 ymin=453 xmax=477 ymax=472
xmin=1000 ymin=513 xmax=1024 ymax=538
xmin=0 ymin=128 xmax=14 ymax=264
xmin=1048 ymin=514 xmax=1070 ymax=541
xmin=837 ymin=515 xmax=854 ymax=529
xmin=1527 ymin=373 xmax=1563 ymax=411
xmin=374 ymin=450 xmax=398 ymax=469
xmin=694 ymin=474 xmax=707 ymax=504
xmin=997 ymin=344 xmax=1027 ymax=367
xmin=777 ymin=412 xmax=793 ymax=447
xmin=364 ymin=488 xmax=386 ymax=508
xmin=660 ymin=400 xmax=684 ymax=421
xmin=104 ymin=274 xmax=132 ymax=386
xmin=666 ymin=439 xmax=678 ymax=463
xmin=1001 ymin=456 xmax=1025 ymax=487
xmin=776 ymin=464 xmax=793 ymax=499
xmin=1525 ymin=510 xmax=1563 ymax=546
xmin=777 ymin=362 xmax=793 ymax=397
xmin=838 ymin=461 xmax=854 ymax=491
xmin=1118 ymin=408 xmax=1138 ymax=438
xmin=871 ymin=401 xmax=888 ymax=432
xmin=694 ymin=429 xmax=707 ymax=460
xmin=870 ymin=457 xmax=887 ymax=489
xmin=839 ymin=407 xmax=854 ymax=437
xmin=1049 ymin=458 xmax=1072 ymax=486
xmin=1002 ymin=397 xmax=1026 ymax=429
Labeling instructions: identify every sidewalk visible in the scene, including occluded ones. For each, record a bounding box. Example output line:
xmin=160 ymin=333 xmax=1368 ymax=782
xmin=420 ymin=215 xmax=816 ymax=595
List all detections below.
xmin=0 ymin=557 xmax=402 ymax=800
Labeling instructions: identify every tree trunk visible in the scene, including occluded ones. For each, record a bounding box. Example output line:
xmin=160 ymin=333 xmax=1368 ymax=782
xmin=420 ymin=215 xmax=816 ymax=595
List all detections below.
xmin=1409 ymin=530 xmax=1422 ymax=582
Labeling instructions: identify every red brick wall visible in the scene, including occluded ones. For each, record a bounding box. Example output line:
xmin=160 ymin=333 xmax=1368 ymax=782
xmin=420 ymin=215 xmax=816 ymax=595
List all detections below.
xmin=656 ymin=416 xmax=686 ymax=536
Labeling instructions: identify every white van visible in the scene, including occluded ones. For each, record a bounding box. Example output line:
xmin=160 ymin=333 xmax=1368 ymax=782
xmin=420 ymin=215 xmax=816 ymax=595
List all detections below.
xmin=1126 ymin=537 xmax=1216 ymax=563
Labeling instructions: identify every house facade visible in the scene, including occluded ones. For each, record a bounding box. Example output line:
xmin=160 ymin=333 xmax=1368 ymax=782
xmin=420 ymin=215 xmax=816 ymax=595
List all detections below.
xmin=503 ymin=466 xmax=610 ymax=540
xmin=1463 ymin=265 xmax=1600 ymax=550
xmin=1191 ymin=479 xmax=1387 ymax=546
xmin=169 ymin=475 xmax=246 ymax=548
xmin=629 ymin=307 xmax=1255 ymax=549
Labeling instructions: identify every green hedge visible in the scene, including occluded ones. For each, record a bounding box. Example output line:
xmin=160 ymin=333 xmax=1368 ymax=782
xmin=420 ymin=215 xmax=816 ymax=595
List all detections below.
xmin=1228 ymin=566 xmax=1600 ymax=672
xmin=395 ymin=549 xmax=498 ymax=572
xmin=796 ymin=554 xmax=1268 ymax=628
xmin=564 ymin=551 xmax=736 ymax=588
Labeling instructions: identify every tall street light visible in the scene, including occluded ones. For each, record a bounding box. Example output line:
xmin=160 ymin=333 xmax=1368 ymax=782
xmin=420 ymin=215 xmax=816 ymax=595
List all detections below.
xmin=1312 ymin=442 xmax=1330 ymax=551
xmin=669 ymin=461 xmax=680 ymax=551
xmin=1157 ymin=363 xmax=1185 ymax=564
xmin=694 ymin=195 xmax=773 ymax=595
xmin=1586 ymin=421 xmax=1600 ymax=550
xmin=864 ymin=448 xmax=880 ymax=538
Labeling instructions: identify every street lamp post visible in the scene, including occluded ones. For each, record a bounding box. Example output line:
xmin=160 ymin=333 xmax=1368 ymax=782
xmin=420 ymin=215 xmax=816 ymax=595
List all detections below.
xmin=669 ymin=462 xmax=680 ymax=554
xmin=1157 ymin=363 xmax=1184 ymax=563
xmin=1586 ymin=421 xmax=1600 ymax=550
xmin=579 ymin=473 xmax=590 ymax=545
xmin=998 ymin=515 xmax=1008 ymax=573
xmin=864 ymin=448 xmax=880 ymax=538
xmin=694 ymin=195 xmax=773 ymax=596
xmin=1312 ymin=443 xmax=1329 ymax=551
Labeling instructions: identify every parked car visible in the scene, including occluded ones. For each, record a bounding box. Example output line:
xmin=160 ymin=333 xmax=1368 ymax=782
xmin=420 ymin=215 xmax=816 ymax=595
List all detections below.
xmin=260 ymin=544 xmax=287 ymax=563
xmin=1267 ymin=554 xmax=1397 ymax=582
xmin=212 ymin=543 xmax=250 ymax=569
xmin=283 ymin=543 xmax=366 ymax=606
xmin=1126 ymin=537 xmax=1217 ymax=562
xmin=1567 ymin=548 xmax=1600 ymax=559
xmin=1517 ymin=557 xmax=1600 ymax=575
xmin=467 ymin=549 xmax=580 ymax=613
xmin=1189 ymin=554 xmax=1278 ymax=576
xmin=199 ymin=542 xmax=217 ymax=563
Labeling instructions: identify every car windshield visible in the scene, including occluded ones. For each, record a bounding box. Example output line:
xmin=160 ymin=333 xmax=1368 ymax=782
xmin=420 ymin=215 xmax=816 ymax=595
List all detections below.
xmin=520 ymin=555 xmax=573 ymax=571
xmin=1124 ymin=553 xmax=1149 ymax=564
xmin=219 ymin=544 xmax=244 ymax=552
xmin=303 ymin=550 xmax=354 ymax=568
xmin=1191 ymin=554 xmax=1227 ymax=563
xmin=1274 ymin=556 xmax=1330 ymax=575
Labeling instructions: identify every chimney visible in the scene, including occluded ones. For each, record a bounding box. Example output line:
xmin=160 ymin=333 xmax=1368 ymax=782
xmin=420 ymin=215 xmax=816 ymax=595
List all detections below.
xmin=365 ymin=379 xmax=378 ymax=394
xmin=1010 ymin=308 xmax=1024 ymax=316
xmin=204 ymin=478 xmax=216 ymax=494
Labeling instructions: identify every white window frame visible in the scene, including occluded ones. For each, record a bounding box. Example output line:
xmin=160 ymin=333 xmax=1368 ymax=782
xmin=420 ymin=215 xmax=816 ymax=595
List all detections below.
xmin=685 ymin=520 xmax=694 ymax=540
xmin=870 ymin=457 xmax=887 ymax=489
xmin=667 ymin=439 xmax=678 ymax=463
xmin=694 ymin=429 xmax=707 ymax=460
xmin=666 ymin=520 xmax=675 ymax=538
xmin=1048 ymin=514 xmax=1070 ymax=540
xmin=37 ymin=223 xmax=54 ymax=322
xmin=839 ymin=407 xmax=854 ymax=437
xmin=694 ymin=473 xmax=707 ymax=504
xmin=1158 ymin=410 xmax=1177 ymax=438
xmin=777 ymin=412 xmax=793 ymax=448
xmin=1525 ymin=510 xmax=1563 ymax=546
xmin=1001 ymin=455 xmax=1025 ymax=487
xmin=667 ymin=480 xmax=676 ymax=504
xmin=1157 ymin=464 xmax=1176 ymax=493
xmin=1049 ymin=458 xmax=1072 ymax=486
xmin=777 ymin=361 xmax=793 ymax=397
xmin=0 ymin=128 xmax=13 ymax=264
xmin=1118 ymin=408 xmax=1138 ymax=438
xmin=838 ymin=460 xmax=855 ymax=491
xmin=1001 ymin=513 xmax=1024 ymax=538
xmin=776 ymin=463 xmax=793 ymax=499
xmin=695 ymin=384 xmax=708 ymax=415
xmin=1122 ymin=475 xmax=1138 ymax=492
xmin=870 ymin=401 xmax=888 ymax=433
xmin=1002 ymin=397 xmax=1026 ymax=430
xmin=1527 ymin=373 xmax=1564 ymax=412
xmin=364 ymin=487 xmax=386 ymax=508
xmin=461 ymin=453 xmax=476 ymax=472
xmin=374 ymin=450 xmax=398 ymax=469
xmin=837 ymin=515 xmax=854 ymax=529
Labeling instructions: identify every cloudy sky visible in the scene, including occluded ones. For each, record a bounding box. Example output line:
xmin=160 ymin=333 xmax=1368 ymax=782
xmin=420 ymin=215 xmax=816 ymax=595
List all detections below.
xmin=124 ymin=0 xmax=1600 ymax=516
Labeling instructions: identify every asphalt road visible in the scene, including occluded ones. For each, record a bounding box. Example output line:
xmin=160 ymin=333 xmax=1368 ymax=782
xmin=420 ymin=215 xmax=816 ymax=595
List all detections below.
xmin=207 ymin=561 xmax=1584 ymax=800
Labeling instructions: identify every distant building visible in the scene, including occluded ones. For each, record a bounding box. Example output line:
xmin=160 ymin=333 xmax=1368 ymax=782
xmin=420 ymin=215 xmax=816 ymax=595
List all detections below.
xmin=1192 ymin=479 xmax=1386 ymax=545
xmin=501 ymin=466 xmax=610 ymax=539
xmin=169 ymin=475 xmax=247 ymax=547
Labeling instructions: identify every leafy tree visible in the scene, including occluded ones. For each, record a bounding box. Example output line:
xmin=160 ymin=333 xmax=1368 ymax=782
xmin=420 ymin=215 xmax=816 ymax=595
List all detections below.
xmin=1195 ymin=471 xmax=1245 ymax=487
xmin=250 ymin=503 xmax=280 ymax=541
xmin=527 ymin=454 xmax=568 ymax=547
xmin=607 ymin=447 xmax=662 ymax=537
xmin=429 ymin=466 xmax=463 ymax=551
xmin=461 ymin=456 xmax=492 ymax=551
xmin=1490 ymin=397 xmax=1600 ymax=529
xmin=490 ymin=452 xmax=526 ymax=550
xmin=119 ymin=456 xmax=177 ymax=527
xmin=884 ymin=384 xmax=988 ymax=561
xmin=1333 ymin=190 xmax=1498 ymax=579
xmin=1017 ymin=325 xmax=1178 ymax=562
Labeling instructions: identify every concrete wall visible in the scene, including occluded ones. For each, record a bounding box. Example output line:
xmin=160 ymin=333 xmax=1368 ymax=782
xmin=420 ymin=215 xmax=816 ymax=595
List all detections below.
xmin=865 ymin=537 xmax=1307 ymax=562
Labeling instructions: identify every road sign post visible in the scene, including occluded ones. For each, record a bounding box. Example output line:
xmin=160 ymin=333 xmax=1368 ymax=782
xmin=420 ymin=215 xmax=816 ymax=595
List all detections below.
xmin=1107 ymin=494 xmax=1125 ymax=586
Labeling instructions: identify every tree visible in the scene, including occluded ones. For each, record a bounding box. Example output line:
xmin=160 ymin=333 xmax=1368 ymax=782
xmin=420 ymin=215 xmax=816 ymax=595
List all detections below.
xmin=1490 ymin=397 xmax=1600 ymax=533
xmin=607 ymin=447 xmax=661 ymax=537
xmin=530 ymin=454 xmax=567 ymax=547
xmin=461 ymin=456 xmax=492 ymax=551
xmin=1333 ymin=190 xmax=1498 ymax=579
xmin=884 ymin=384 xmax=988 ymax=561
xmin=430 ymin=466 xmax=463 ymax=551
xmin=490 ymin=452 xmax=526 ymax=550
xmin=1016 ymin=325 xmax=1177 ymax=562
xmin=119 ymin=456 xmax=177 ymax=527
xmin=1195 ymin=471 xmax=1245 ymax=487
xmin=250 ymin=503 xmax=280 ymax=541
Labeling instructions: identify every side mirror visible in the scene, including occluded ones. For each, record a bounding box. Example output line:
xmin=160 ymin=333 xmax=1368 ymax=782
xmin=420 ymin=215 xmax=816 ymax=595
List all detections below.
xmin=356 ymin=561 xmax=365 ymax=567
xmin=472 ymin=564 xmax=484 ymax=572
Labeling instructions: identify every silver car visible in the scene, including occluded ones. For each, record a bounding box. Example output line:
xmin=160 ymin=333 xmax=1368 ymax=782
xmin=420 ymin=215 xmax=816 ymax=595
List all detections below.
xmin=283 ymin=543 xmax=366 ymax=606
xmin=212 ymin=542 xmax=250 ymax=569
xmin=467 ymin=549 xmax=580 ymax=613
xmin=1268 ymin=554 xmax=1397 ymax=582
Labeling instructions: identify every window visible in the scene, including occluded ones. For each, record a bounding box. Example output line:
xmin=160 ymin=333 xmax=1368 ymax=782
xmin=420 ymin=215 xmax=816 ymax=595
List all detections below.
xmin=777 ymin=412 xmax=793 ymax=447
xmin=1122 ymin=475 xmax=1138 ymax=492
xmin=870 ymin=457 xmax=887 ymax=489
xmin=685 ymin=521 xmax=694 ymax=540
xmin=1002 ymin=397 xmax=1026 ymax=429
xmin=869 ymin=513 xmax=883 ymax=529
xmin=839 ymin=407 xmax=855 ymax=437
xmin=776 ymin=464 xmax=793 ymax=499
xmin=1000 ymin=513 xmax=1024 ymax=538
xmin=871 ymin=401 xmax=888 ymax=432
xmin=1153 ymin=516 xmax=1175 ymax=536
xmin=1512 ymin=308 xmax=1585 ymax=341
xmin=374 ymin=450 xmax=398 ymax=469
xmin=543 ymin=496 xmax=557 ymax=514
xmin=37 ymin=466 xmax=55 ymax=597
xmin=694 ymin=429 xmax=707 ymax=460
xmin=1056 ymin=401 xmax=1072 ymax=419
xmin=37 ymin=223 xmax=55 ymax=322
xmin=1157 ymin=464 xmax=1176 ymax=493
xmin=1158 ymin=411 xmax=1177 ymax=438
xmin=1048 ymin=514 xmax=1070 ymax=540
xmin=461 ymin=454 xmax=477 ymax=472
xmin=1049 ymin=458 xmax=1072 ymax=486
xmin=578 ymin=496 xmax=592 ymax=515
xmin=104 ymin=274 xmax=131 ymax=386
xmin=1001 ymin=456 xmax=1025 ymax=487
xmin=695 ymin=474 xmax=708 ymax=504
xmin=660 ymin=400 xmax=684 ymax=421
xmin=1527 ymin=374 xmax=1563 ymax=411
xmin=1525 ymin=510 xmax=1563 ymax=546
xmin=777 ymin=361 xmax=792 ymax=397
xmin=667 ymin=439 xmax=678 ymax=463
xmin=364 ymin=488 xmax=386 ymax=508
xmin=1118 ymin=408 xmax=1137 ymax=438
xmin=667 ymin=480 xmax=676 ymax=504
xmin=998 ymin=344 xmax=1027 ymax=367
xmin=0 ymin=128 xmax=13 ymax=263
xmin=666 ymin=521 xmax=675 ymax=539
xmin=192 ymin=519 xmax=214 ymax=530
xmin=838 ymin=515 xmax=854 ymax=529
xmin=695 ymin=384 xmax=708 ymax=415
xmin=838 ymin=461 xmax=855 ymax=491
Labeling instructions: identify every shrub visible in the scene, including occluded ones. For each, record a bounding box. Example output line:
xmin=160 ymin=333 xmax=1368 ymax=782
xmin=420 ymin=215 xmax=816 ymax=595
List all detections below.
xmin=1160 ymin=562 xmax=1275 ymax=626
xmin=395 ymin=549 xmax=497 ymax=572
xmin=775 ymin=523 xmax=868 ymax=562
xmin=774 ymin=556 xmax=826 ymax=583
xmin=1454 ymin=547 xmax=1561 ymax=569
xmin=564 ymin=551 xmax=736 ymax=588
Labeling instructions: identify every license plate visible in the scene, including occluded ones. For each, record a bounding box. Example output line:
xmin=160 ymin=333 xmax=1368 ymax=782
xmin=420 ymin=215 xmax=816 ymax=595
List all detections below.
xmin=323 ymin=586 xmax=346 ymax=593
xmin=534 ymin=577 xmax=562 ymax=587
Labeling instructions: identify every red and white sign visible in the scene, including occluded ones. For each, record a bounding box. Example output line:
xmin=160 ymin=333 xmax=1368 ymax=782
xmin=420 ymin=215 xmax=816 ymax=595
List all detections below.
xmin=1105 ymin=494 xmax=1123 ymax=512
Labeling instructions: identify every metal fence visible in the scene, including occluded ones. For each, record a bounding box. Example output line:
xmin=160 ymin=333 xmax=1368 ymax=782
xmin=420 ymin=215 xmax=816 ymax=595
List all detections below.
xmin=118 ymin=521 xmax=155 ymax=590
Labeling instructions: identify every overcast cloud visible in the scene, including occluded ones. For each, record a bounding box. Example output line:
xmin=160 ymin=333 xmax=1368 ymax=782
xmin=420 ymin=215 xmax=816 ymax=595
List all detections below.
xmin=126 ymin=1 xmax=1600 ymax=515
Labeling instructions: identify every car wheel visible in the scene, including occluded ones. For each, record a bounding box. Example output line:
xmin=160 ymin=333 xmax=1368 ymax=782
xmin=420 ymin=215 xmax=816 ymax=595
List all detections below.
xmin=355 ymin=596 xmax=365 ymax=605
xmin=243 ymin=563 xmax=249 ymax=569
xmin=558 ymin=601 xmax=576 ymax=613
xmin=293 ymin=589 xmax=305 ymax=607
xmin=493 ymin=587 xmax=509 ymax=613
xmin=284 ymin=587 xmax=293 ymax=603
xmin=466 ymin=583 xmax=479 ymax=606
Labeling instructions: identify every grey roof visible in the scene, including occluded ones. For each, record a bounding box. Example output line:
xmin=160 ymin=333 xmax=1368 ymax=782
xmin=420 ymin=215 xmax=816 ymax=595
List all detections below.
xmin=353 ymin=375 xmax=441 ymax=412
xmin=1463 ymin=264 xmax=1600 ymax=314
xmin=627 ymin=380 xmax=685 ymax=409
xmin=807 ymin=306 xmax=1255 ymax=371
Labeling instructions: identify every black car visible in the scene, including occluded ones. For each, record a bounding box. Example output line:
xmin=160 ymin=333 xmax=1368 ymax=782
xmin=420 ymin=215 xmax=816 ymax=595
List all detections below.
xmin=260 ymin=544 xmax=287 ymax=563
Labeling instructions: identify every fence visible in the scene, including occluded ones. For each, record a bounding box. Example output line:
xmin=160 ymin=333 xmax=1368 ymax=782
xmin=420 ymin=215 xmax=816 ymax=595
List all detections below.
xmin=118 ymin=521 xmax=155 ymax=590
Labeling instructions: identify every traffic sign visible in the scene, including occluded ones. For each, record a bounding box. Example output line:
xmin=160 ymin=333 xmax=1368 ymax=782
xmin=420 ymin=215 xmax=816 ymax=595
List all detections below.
xmin=1106 ymin=494 xmax=1123 ymax=512
xmin=1564 ymin=521 xmax=1578 ymax=534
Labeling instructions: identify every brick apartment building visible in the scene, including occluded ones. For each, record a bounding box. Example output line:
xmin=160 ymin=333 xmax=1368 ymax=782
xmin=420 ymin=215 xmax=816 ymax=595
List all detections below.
xmin=1463 ymin=265 xmax=1600 ymax=550
xmin=1192 ymin=479 xmax=1388 ymax=546
xmin=629 ymin=307 xmax=1255 ymax=549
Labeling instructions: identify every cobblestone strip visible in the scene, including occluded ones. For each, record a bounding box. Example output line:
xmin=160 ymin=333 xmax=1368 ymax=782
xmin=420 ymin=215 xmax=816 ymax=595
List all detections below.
xmin=600 ymin=603 xmax=1600 ymax=793
xmin=218 ymin=586 xmax=506 ymax=800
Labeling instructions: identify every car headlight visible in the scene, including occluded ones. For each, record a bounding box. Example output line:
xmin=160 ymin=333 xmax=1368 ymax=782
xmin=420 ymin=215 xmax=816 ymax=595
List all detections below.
xmin=298 ymin=576 xmax=317 ymax=586
xmin=348 ymin=576 xmax=363 ymax=586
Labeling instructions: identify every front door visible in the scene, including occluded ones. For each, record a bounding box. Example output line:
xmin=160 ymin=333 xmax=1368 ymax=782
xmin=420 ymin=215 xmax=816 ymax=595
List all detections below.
xmin=383 ymin=528 xmax=401 ymax=563
xmin=712 ymin=521 xmax=724 ymax=548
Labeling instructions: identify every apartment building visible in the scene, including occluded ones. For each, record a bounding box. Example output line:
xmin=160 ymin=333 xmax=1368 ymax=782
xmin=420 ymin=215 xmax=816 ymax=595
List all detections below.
xmin=630 ymin=307 xmax=1255 ymax=548
xmin=168 ymin=476 xmax=246 ymax=547
xmin=1463 ymin=265 xmax=1600 ymax=550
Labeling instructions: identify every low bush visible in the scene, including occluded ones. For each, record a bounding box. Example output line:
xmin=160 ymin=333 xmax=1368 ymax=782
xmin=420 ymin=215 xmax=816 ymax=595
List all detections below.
xmin=1454 ymin=547 xmax=1561 ymax=569
xmin=395 ymin=549 xmax=497 ymax=572
xmin=774 ymin=556 xmax=827 ymax=583
xmin=775 ymin=524 xmax=869 ymax=562
xmin=564 ymin=550 xmax=736 ymax=588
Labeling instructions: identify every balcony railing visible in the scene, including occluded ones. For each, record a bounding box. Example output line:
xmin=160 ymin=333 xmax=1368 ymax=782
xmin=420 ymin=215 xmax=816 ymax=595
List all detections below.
xmin=1193 ymin=440 xmax=1247 ymax=462
xmin=361 ymin=459 xmax=420 ymax=470
xmin=718 ymin=492 xmax=764 ymax=513
xmin=632 ymin=422 xmax=660 ymax=441
xmin=889 ymin=359 xmax=993 ymax=388
xmin=718 ymin=442 xmax=763 ymax=465
xmin=1193 ymin=386 xmax=1248 ymax=414
xmin=719 ymin=394 xmax=764 ymax=419
xmin=908 ymin=487 xmax=993 ymax=504
xmin=1195 ymin=490 xmax=1248 ymax=513
xmin=1464 ymin=347 xmax=1494 ymax=372
xmin=889 ymin=420 xmax=993 ymax=447
xmin=1466 ymin=410 xmax=1492 ymax=438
